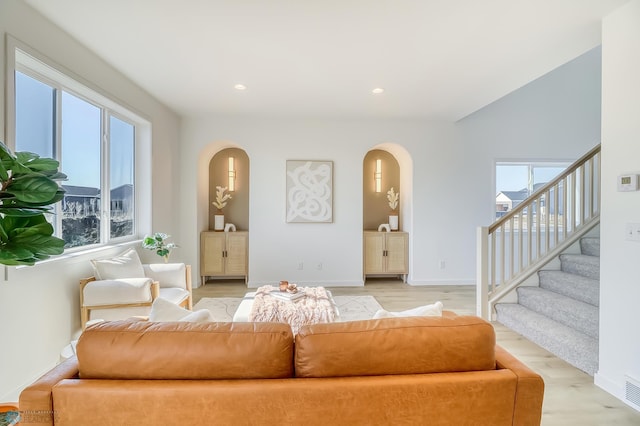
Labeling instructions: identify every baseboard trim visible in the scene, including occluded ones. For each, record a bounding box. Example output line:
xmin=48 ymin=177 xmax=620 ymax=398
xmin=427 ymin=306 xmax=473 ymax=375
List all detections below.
xmin=247 ymin=280 xmax=364 ymax=288
xmin=408 ymin=279 xmax=475 ymax=286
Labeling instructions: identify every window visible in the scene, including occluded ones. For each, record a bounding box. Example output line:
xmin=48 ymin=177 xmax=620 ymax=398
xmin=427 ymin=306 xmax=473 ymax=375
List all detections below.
xmin=12 ymin=47 xmax=148 ymax=251
xmin=495 ymin=161 xmax=570 ymax=220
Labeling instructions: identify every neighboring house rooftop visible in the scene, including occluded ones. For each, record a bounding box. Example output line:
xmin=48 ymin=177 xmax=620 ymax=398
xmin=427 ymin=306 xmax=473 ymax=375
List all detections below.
xmin=62 ymin=185 xmax=99 ymax=197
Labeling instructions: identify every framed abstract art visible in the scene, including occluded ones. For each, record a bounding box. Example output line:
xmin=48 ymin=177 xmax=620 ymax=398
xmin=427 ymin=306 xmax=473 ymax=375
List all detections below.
xmin=286 ymin=160 xmax=333 ymax=223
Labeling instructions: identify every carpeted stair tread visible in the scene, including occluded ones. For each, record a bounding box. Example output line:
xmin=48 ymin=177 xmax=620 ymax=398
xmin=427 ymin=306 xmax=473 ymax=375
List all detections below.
xmin=495 ymin=303 xmax=598 ymax=375
xmin=516 ymin=286 xmax=598 ymax=338
xmin=560 ymin=253 xmax=600 ymax=280
xmin=580 ymin=237 xmax=600 ymax=257
xmin=538 ymin=270 xmax=599 ymax=307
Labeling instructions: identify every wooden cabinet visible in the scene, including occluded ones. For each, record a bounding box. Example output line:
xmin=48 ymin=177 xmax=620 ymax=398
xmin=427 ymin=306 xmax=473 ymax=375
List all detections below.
xmin=200 ymin=231 xmax=248 ymax=284
xmin=364 ymin=231 xmax=408 ymax=280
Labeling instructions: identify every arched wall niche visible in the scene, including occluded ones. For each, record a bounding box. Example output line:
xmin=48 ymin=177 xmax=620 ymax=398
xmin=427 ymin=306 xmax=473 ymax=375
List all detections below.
xmin=363 ymin=149 xmax=400 ymax=230
xmin=208 ymin=147 xmax=250 ymax=230
xmin=362 ymin=143 xmax=414 ymax=281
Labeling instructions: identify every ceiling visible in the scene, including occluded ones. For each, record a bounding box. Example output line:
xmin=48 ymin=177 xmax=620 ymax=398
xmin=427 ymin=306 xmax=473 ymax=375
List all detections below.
xmin=25 ymin=0 xmax=628 ymax=121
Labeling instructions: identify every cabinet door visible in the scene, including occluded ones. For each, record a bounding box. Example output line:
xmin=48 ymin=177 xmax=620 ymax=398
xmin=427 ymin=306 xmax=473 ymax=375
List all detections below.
xmin=364 ymin=232 xmax=385 ymax=274
xmin=226 ymin=232 xmax=248 ymax=276
xmin=201 ymin=232 xmax=225 ymax=275
xmin=385 ymin=232 xmax=408 ymax=273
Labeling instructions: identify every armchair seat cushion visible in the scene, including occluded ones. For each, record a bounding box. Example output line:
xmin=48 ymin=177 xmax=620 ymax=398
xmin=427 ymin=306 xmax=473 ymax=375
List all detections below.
xmin=158 ymin=287 xmax=190 ymax=305
xmin=83 ymin=278 xmax=154 ymax=306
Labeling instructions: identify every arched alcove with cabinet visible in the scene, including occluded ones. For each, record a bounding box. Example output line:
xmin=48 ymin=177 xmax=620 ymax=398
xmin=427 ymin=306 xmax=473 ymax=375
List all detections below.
xmin=362 ymin=148 xmax=408 ymax=282
xmin=201 ymin=147 xmax=250 ymax=285
xmin=208 ymin=148 xmax=250 ymax=230
xmin=363 ymin=149 xmax=401 ymax=230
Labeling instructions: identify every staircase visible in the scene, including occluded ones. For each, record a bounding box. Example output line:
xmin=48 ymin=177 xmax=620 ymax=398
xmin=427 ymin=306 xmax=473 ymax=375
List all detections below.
xmin=477 ymin=145 xmax=601 ymax=375
xmin=495 ymin=236 xmax=600 ymax=375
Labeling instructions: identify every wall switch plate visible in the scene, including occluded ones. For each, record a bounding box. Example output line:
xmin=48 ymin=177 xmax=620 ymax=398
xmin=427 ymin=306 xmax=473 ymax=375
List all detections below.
xmin=625 ymin=223 xmax=640 ymax=242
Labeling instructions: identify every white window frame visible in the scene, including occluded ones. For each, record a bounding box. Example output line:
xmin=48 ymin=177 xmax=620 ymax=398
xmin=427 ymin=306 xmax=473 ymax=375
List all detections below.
xmin=5 ymin=36 xmax=152 ymax=255
xmin=494 ymin=159 xmax=572 ymax=221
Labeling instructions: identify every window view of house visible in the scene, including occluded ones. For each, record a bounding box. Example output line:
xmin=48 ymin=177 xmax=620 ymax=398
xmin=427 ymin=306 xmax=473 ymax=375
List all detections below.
xmin=495 ymin=162 xmax=569 ymax=220
xmin=14 ymin=67 xmax=137 ymax=249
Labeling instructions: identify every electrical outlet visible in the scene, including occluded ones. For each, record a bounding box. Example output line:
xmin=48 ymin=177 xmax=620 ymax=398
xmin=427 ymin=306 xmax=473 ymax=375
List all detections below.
xmin=297 ymin=262 xmax=304 ymax=270
xmin=626 ymin=224 xmax=635 ymax=241
xmin=439 ymin=260 xmax=446 ymax=269
xmin=316 ymin=262 xmax=323 ymax=270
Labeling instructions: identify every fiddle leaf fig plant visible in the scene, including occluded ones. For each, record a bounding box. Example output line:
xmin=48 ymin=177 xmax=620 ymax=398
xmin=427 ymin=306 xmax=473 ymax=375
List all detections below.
xmin=0 ymin=141 xmax=67 ymax=265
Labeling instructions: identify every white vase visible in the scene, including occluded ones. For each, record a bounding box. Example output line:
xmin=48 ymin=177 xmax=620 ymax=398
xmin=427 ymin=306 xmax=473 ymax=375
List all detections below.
xmin=389 ymin=215 xmax=399 ymax=231
xmin=214 ymin=214 xmax=225 ymax=231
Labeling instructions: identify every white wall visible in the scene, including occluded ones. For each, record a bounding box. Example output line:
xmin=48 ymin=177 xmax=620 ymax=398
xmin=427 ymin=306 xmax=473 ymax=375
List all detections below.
xmin=596 ymin=0 xmax=640 ymax=407
xmin=179 ymin=41 xmax=601 ymax=290
xmin=457 ymin=45 xmax=602 ymax=222
xmin=0 ymin=0 xmax=181 ymax=401
xmin=179 ymin=117 xmax=461 ymax=287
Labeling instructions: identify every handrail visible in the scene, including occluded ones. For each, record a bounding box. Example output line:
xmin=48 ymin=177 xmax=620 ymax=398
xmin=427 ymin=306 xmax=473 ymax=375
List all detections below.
xmin=477 ymin=144 xmax=601 ymax=320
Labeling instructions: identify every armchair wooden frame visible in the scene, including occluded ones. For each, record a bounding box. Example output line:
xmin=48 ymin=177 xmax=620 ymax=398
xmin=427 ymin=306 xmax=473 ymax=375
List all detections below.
xmin=79 ymin=265 xmax=193 ymax=329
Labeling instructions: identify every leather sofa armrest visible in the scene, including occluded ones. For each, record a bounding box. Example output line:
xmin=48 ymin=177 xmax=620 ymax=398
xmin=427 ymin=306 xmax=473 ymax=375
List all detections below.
xmin=495 ymin=345 xmax=544 ymax=426
xmin=19 ymin=356 xmax=80 ymax=425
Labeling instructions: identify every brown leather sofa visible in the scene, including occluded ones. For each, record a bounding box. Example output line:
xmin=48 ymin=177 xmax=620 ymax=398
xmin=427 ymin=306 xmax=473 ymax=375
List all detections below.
xmin=19 ymin=314 xmax=544 ymax=425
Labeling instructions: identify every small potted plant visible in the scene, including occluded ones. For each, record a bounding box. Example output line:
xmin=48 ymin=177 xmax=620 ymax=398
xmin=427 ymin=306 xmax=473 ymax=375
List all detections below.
xmin=387 ymin=187 xmax=399 ymax=231
xmin=212 ymin=185 xmax=232 ymax=231
xmin=142 ymin=232 xmax=177 ymax=263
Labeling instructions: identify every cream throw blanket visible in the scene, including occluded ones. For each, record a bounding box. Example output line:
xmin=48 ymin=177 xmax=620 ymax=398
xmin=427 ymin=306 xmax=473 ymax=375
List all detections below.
xmin=249 ymin=285 xmax=337 ymax=334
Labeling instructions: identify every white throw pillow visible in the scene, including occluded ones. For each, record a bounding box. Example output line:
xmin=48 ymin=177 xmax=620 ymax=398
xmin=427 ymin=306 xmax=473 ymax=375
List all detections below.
xmin=372 ymin=301 xmax=444 ymax=319
xmin=179 ymin=309 xmax=215 ymax=323
xmin=149 ymin=297 xmax=213 ymax=323
xmin=91 ymin=248 xmax=145 ymax=280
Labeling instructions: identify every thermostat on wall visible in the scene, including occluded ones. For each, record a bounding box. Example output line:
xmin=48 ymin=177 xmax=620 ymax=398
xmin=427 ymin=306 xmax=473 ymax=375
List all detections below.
xmin=618 ymin=174 xmax=639 ymax=192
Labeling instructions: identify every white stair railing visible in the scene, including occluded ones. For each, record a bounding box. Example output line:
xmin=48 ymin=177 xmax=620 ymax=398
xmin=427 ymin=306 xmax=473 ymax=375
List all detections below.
xmin=477 ymin=145 xmax=601 ymax=320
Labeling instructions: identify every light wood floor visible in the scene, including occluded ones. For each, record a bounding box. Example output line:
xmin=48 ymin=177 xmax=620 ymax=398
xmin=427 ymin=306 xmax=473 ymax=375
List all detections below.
xmin=194 ymin=278 xmax=640 ymax=426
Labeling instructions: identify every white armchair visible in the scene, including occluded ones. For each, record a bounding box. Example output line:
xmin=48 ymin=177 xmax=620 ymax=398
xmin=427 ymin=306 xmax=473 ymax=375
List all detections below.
xmin=79 ymin=248 xmax=193 ymax=328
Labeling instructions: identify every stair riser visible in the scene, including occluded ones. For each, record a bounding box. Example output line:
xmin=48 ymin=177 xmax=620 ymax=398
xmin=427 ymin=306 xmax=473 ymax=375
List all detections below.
xmin=580 ymin=237 xmax=600 ymax=257
xmin=560 ymin=256 xmax=600 ymax=280
xmin=538 ymin=271 xmax=599 ymax=307
xmin=517 ymin=288 xmax=598 ymax=338
xmin=496 ymin=305 xmax=598 ymax=375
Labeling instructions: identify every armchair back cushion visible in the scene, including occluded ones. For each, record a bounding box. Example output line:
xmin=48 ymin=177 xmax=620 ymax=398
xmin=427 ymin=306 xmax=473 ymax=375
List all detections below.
xmin=143 ymin=263 xmax=186 ymax=289
xmin=91 ymin=248 xmax=145 ymax=280
xmin=294 ymin=314 xmax=496 ymax=378
xmin=77 ymin=321 xmax=294 ymax=380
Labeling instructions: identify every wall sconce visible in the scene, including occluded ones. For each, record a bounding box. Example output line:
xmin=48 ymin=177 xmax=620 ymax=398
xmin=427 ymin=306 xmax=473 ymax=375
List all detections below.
xmin=374 ymin=159 xmax=382 ymax=193
xmin=228 ymin=156 xmax=236 ymax=192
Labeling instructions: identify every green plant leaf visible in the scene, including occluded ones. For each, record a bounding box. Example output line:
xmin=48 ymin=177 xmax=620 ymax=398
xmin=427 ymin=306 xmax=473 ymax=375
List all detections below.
xmin=0 ymin=214 xmax=64 ymax=265
xmin=16 ymin=154 xmax=61 ymax=173
xmin=0 ymin=142 xmax=66 ymax=266
xmin=0 ymin=207 xmax=51 ymax=217
xmin=4 ymin=174 xmax=60 ymax=203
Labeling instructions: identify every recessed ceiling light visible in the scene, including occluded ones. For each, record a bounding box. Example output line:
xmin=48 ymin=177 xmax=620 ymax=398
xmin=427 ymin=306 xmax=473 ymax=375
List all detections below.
xmin=372 ymin=87 xmax=384 ymax=94
xmin=234 ymin=84 xmax=246 ymax=91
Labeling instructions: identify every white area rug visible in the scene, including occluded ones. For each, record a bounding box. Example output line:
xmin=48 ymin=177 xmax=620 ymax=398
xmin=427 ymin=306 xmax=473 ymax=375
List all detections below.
xmin=194 ymin=295 xmax=382 ymax=322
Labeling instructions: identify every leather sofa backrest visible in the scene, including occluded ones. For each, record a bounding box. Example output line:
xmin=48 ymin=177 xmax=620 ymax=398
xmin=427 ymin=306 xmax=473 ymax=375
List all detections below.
xmin=77 ymin=320 xmax=294 ymax=379
xmin=294 ymin=315 xmax=496 ymax=378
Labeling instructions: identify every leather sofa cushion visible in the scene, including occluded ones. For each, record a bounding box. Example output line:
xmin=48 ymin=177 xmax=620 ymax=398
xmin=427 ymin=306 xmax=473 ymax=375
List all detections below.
xmin=295 ymin=314 xmax=496 ymax=378
xmin=77 ymin=321 xmax=294 ymax=379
